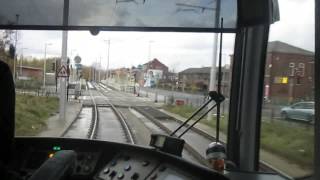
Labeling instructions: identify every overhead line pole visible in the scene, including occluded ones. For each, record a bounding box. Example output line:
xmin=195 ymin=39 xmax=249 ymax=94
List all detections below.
xmin=208 ymin=0 xmax=221 ymax=121
xmin=107 ymin=40 xmax=110 ymax=84
xmin=59 ymin=0 xmax=69 ymax=121
xmin=13 ymin=14 xmax=19 ymax=80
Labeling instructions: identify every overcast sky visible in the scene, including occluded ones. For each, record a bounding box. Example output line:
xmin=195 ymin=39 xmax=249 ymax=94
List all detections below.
xmin=16 ymin=0 xmax=314 ymax=72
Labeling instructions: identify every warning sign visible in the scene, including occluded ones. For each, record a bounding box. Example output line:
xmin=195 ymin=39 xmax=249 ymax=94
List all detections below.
xmin=57 ymin=65 xmax=69 ymax=77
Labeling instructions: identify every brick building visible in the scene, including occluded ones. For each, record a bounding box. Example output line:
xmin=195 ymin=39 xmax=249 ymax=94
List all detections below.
xmin=178 ymin=66 xmax=231 ymax=95
xmin=264 ymin=41 xmax=314 ymax=103
xmin=143 ymin=58 xmax=169 ymax=87
xmin=143 ymin=58 xmax=168 ymax=77
xmin=17 ymin=66 xmax=42 ymax=80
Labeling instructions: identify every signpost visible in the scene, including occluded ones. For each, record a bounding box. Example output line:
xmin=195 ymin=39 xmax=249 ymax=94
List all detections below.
xmin=57 ymin=65 xmax=69 ymax=77
xmin=74 ymin=55 xmax=82 ymax=99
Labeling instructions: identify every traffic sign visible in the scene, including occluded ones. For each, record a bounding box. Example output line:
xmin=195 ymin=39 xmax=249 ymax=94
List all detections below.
xmin=75 ymin=63 xmax=82 ymax=69
xmin=74 ymin=55 xmax=81 ymax=64
xmin=57 ymin=65 xmax=69 ymax=77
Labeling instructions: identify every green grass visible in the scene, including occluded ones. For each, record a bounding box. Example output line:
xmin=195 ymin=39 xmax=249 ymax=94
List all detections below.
xmin=15 ymin=94 xmax=59 ymax=136
xmin=260 ymin=119 xmax=314 ymax=167
xmin=162 ymin=104 xmax=228 ymax=133
xmin=163 ymin=104 xmax=314 ymax=168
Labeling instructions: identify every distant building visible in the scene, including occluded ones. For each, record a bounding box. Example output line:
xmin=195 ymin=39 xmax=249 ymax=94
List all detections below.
xmin=130 ymin=67 xmax=144 ymax=86
xmin=110 ymin=68 xmax=130 ymax=81
xmin=264 ymin=41 xmax=314 ymax=102
xmin=16 ymin=66 xmax=42 ymax=80
xmin=178 ymin=66 xmax=231 ymax=95
xmin=143 ymin=58 xmax=168 ymax=74
xmin=143 ymin=58 xmax=169 ymax=87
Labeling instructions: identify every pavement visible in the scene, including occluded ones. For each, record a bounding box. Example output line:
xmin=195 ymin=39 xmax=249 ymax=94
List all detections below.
xmin=37 ymin=100 xmax=82 ymax=137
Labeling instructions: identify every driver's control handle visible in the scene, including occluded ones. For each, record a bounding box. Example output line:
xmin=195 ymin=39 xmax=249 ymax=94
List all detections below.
xmin=29 ymin=150 xmax=76 ymax=180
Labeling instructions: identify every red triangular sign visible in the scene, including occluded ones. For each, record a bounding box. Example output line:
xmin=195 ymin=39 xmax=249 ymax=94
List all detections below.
xmin=57 ymin=65 xmax=68 ymax=77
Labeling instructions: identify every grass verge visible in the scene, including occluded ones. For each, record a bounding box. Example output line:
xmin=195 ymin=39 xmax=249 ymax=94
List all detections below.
xmin=162 ymin=104 xmax=314 ymax=168
xmin=15 ymin=94 xmax=59 ymax=136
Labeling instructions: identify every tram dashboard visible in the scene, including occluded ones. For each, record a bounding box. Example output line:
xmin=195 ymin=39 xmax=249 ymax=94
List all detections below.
xmin=11 ymin=137 xmax=287 ymax=180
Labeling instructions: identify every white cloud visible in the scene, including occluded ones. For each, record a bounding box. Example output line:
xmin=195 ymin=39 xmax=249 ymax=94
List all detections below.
xmin=269 ymin=0 xmax=314 ymax=51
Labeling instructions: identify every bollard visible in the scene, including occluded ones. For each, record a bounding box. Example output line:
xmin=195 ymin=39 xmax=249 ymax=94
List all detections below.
xmin=154 ymin=91 xmax=158 ymax=103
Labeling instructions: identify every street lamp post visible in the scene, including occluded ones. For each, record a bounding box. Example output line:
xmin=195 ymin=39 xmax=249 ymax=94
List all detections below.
xmin=19 ymin=47 xmax=28 ymax=77
xmin=148 ymin=40 xmax=154 ymax=61
xmin=43 ymin=43 xmax=52 ymax=91
xmin=104 ymin=40 xmax=110 ymax=85
xmin=13 ymin=14 xmax=19 ymax=80
xmin=69 ymin=49 xmax=76 ymax=82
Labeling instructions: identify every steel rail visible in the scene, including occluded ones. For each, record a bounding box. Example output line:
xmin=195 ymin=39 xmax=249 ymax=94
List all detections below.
xmin=94 ymin=83 xmax=135 ymax=144
xmin=88 ymin=83 xmax=99 ymax=140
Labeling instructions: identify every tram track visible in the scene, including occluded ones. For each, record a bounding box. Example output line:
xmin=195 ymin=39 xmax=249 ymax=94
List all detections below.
xmin=91 ymin=82 xmax=135 ymax=144
xmin=61 ymin=82 xmax=134 ymax=145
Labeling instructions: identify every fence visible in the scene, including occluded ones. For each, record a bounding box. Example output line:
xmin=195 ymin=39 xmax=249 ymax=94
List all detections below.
xmin=16 ymin=89 xmax=58 ymax=97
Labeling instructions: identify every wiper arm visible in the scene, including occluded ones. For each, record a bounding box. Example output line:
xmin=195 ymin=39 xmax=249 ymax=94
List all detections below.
xmin=170 ymin=91 xmax=216 ymax=136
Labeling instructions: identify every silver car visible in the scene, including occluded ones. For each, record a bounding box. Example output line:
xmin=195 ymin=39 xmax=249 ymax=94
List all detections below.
xmin=280 ymin=102 xmax=314 ymax=123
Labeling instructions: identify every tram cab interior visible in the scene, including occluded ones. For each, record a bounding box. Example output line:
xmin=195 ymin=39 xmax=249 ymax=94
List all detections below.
xmin=0 ymin=0 xmax=319 ymax=180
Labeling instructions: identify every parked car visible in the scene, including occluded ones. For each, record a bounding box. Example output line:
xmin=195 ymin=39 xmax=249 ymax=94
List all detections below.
xmin=280 ymin=101 xmax=314 ymax=123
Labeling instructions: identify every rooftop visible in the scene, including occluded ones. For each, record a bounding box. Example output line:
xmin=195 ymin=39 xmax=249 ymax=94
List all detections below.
xmin=179 ymin=67 xmax=211 ymax=74
xmin=17 ymin=66 xmax=42 ymax=71
xmin=268 ymin=41 xmax=314 ymax=56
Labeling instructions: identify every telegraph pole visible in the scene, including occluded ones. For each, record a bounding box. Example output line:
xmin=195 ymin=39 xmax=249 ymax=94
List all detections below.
xmin=208 ymin=0 xmax=221 ymax=121
xmin=59 ymin=0 xmax=69 ymax=121
xmin=13 ymin=14 xmax=19 ymax=80
xmin=148 ymin=40 xmax=154 ymax=61
xmin=43 ymin=43 xmax=52 ymax=92
xmin=105 ymin=39 xmax=110 ymax=85
xmin=99 ymin=57 xmax=101 ymax=82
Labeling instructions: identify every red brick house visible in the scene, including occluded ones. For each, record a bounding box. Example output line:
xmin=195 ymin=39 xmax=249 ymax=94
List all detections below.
xmin=264 ymin=41 xmax=314 ymax=103
xmin=178 ymin=66 xmax=231 ymax=95
xmin=143 ymin=58 xmax=168 ymax=76
xmin=17 ymin=66 xmax=42 ymax=80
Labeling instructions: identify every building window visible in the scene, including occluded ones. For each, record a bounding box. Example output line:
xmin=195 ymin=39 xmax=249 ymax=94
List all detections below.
xmin=273 ymin=76 xmax=288 ymax=84
xmin=298 ymin=63 xmax=305 ymax=77
xmin=296 ymin=76 xmax=302 ymax=85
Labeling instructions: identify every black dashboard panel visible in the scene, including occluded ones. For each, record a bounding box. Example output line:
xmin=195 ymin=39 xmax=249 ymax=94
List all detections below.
xmin=12 ymin=137 xmax=227 ymax=180
xmin=11 ymin=137 xmax=289 ymax=180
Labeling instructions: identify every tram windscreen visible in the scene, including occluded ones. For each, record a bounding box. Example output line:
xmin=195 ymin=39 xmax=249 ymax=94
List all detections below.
xmin=0 ymin=0 xmax=237 ymax=30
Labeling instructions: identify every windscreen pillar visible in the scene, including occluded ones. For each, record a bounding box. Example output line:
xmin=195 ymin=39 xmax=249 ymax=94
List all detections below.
xmin=233 ymin=25 xmax=269 ymax=171
xmin=227 ymin=25 xmax=270 ymax=171
xmin=314 ymin=0 xmax=320 ymax=179
xmin=227 ymin=0 xmax=278 ymax=171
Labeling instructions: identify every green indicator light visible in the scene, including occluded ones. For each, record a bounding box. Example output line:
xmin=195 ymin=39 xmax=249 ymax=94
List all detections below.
xmin=53 ymin=146 xmax=61 ymax=151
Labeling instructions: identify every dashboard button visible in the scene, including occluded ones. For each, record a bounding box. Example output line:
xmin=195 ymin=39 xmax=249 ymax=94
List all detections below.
xmin=77 ymin=154 xmax=84 ymax=160
xmin=87 ymin=154 xmax=93 ymax=161
xmin=150 ymin=174 xmax=157 ymax=180
xmin=111 ymin=160 xmax=117 ymax=166
xmin=124 ymin=165 xmax=131 ymax=171
xmin=118 ymin=173 xmax=124 ymax=179
xmin=123 ymin=155 xmax=130 ymax=161
xmin=109 ymin=170 xmax=117 ymax=178
xmin=131 ymin=172 xmax=139 ymax=180
xmin=103 ymin=167 xmax=110 ymax=174
xmin=159 ymin=166 xmax=166 ymax=172
xmin=142 ymin=161 xmax=150 ymax=166
xmin=84 ymin=165 xmax=91 ymax=172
